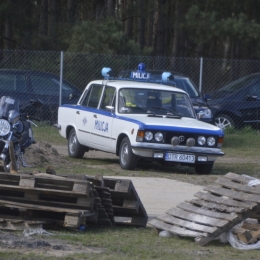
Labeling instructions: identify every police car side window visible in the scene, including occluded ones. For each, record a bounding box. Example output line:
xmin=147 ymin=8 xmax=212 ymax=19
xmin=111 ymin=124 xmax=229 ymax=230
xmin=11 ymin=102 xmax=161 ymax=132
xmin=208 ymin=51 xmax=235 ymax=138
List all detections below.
xmin=82 ymin=84 xmax=103 ymax=108
xmin=100 ymin=86 xmax=116 ymax=110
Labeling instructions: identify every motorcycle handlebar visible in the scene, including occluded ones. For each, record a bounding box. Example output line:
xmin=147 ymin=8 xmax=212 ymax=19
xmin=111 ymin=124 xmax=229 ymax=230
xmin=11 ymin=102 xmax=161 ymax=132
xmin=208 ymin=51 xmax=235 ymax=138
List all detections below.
xmin=28 ymin=116 xmax=41 ymax=122
xmin=20 ymin=114 xmax=41 ymax=122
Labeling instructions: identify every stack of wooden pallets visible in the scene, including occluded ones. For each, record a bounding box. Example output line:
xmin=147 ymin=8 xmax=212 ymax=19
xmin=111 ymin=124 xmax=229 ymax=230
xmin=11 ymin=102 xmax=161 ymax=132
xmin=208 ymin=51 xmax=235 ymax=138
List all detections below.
xmin=0 ymin=172 xmax=95 ymax=229
xmin=149 ymin=172 xmax=260 ymax=246
xmin=0 ymin=172 xmax=148 ymax=230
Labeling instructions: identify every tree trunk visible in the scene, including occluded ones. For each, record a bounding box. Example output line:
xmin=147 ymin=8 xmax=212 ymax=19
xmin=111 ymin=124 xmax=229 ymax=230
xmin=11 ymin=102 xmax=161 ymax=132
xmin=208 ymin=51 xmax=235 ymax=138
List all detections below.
xmin=172 ymin=0 xmax=185 ymax=57
xmin=39 ymin=0 xmax=48 ymax=36
xmin=156 ymin=0 xmax=167 ymax=56
xmin=107 ymin=0 xmax=116 ymax=17
xmin=147 ymin=3 xmax=155 ymax=47
xmin=67 ymin=0 xmax=76 ymax=25
xmin=124 ymin=0 xmax=133 ymax=39
xmin=4 ymin=18 xmax=12 ymax=49
xmin=48 ymin=0 xmax=57 ymax=38
xmin=138 ymin=0 xmax=145 ymax=50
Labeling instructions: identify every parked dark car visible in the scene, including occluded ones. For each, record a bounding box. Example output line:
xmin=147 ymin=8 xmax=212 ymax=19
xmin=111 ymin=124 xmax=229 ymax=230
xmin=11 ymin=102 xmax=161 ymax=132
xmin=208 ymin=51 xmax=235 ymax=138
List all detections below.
xmin=0 ymin=69 xmax=81 ymax=122
xmin=208 ymin=73 xmax=260 ymax=129
xmin=118 ymin=69 xmax=214 ymax=124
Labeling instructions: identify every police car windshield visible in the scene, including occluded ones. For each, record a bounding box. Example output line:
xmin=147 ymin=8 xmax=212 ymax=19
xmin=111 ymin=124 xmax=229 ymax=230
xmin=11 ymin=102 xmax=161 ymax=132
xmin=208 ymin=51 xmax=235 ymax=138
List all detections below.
xmin=118 ymin=70 xmax=200 ymax=98
xmin=118 ymin=88 xmax=196 ymax=118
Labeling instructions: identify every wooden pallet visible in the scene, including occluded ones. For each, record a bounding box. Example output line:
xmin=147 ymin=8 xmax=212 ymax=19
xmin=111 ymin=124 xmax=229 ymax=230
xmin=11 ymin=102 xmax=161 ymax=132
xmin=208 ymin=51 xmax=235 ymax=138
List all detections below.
xmin=149 ymin=172 xmax=260 ymax=246
xmin=85 ymin=175 xmax=148 ymax=227
xmin=0 ymin=172 xmax=95 ymax=228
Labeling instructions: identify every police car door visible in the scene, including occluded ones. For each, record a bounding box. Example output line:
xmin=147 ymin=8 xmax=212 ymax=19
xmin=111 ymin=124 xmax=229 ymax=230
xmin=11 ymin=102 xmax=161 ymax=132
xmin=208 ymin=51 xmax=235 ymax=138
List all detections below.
xmin=90 ymin=85 xmax=115 ymax=151
xmin=76 ymin=84 xmax=103 ymax=146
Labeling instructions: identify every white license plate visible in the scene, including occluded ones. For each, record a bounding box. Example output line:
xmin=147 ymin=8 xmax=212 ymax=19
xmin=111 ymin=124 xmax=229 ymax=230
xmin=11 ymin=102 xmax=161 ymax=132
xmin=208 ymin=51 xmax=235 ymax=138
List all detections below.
xmin=165 ymin=153 xmax=195 ymax=163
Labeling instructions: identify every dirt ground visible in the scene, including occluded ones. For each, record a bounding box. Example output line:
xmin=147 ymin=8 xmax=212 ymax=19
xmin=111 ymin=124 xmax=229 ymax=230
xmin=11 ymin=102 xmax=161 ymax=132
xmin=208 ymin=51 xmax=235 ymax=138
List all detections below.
xmin=0 ymin=141 xmax=254 ymax=258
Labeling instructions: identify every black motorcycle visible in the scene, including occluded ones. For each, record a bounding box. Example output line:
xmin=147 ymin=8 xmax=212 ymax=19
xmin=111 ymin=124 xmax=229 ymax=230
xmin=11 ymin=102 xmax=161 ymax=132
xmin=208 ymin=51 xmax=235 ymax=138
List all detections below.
xmin=0 ymin=96 xmax=43 ymax=172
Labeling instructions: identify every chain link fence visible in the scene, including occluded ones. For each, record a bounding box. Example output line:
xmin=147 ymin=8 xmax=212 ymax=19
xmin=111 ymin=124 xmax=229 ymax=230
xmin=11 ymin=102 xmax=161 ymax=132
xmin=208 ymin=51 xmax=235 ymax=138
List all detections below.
xmin=1 ymin=50 xmax=260 ymax=131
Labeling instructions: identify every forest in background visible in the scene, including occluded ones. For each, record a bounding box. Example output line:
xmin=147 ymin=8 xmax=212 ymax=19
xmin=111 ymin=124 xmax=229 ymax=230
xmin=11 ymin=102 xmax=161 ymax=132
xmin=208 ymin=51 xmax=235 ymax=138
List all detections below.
xmin=1 ymin=0 xmax=260 ymax=60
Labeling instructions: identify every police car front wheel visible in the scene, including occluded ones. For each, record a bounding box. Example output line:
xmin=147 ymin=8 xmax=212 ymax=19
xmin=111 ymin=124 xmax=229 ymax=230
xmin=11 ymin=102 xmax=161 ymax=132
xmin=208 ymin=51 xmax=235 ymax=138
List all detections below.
xmin=68 ymin=128 xmax=85 ymax=159
xmin=119 ymin=137 xmax=138 ymax=170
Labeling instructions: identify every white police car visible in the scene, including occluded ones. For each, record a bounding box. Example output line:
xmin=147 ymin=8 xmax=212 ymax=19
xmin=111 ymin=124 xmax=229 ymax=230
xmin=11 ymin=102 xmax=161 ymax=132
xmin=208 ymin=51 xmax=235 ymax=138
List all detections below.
xmin=56 ymin=67 xmax=224 ymax=174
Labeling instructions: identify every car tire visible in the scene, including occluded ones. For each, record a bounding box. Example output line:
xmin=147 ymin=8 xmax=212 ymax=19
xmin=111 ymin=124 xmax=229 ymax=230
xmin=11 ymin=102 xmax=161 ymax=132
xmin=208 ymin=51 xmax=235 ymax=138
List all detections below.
xmin=119 ymin=137 xmax=138 ymax=170
xmin=195 ymin=163 xmax=213 ymax=175
xmin=215 ymin=114 xmax=234 ymax=129
xmin=68 ymin=128 xmax=85 ymax=158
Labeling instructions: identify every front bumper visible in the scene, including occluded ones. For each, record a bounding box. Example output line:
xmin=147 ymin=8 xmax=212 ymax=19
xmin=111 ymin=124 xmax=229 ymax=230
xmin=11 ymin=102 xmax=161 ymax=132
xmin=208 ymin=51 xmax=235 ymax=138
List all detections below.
xmin=131 ymin=144 xmax=224 ymax=163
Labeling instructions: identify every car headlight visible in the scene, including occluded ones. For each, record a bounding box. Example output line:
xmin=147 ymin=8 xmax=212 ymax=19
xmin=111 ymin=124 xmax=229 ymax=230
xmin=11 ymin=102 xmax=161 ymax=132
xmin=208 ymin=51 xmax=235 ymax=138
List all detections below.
xmin=144 ymin=131 xmax=153 ymax=141
xmin=154 ymin=132 xmax=163 ymax=142
xmin=197 ymin=136 xmax=206 ymax=145
xmin=203 ymin=108 xmax=212 ymax=118
xmin=207 ymin=137 xmax=216 ymax=146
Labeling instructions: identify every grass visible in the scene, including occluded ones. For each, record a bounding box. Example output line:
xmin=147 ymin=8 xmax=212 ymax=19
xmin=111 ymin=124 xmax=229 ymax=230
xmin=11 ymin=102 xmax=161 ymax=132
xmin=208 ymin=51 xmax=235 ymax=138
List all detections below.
xmin=16 ymin=124 xmax=260 ymax=259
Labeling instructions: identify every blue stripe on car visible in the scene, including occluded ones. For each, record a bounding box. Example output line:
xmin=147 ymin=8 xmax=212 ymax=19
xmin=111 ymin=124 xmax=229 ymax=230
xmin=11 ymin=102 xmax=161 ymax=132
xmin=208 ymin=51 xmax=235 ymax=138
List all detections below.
xmin=61 ymin=104 xmax=224 ymax=136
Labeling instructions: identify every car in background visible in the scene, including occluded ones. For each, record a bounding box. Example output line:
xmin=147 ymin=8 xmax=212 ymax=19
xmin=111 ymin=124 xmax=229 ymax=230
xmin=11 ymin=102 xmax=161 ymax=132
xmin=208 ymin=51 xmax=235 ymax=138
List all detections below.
xmin=0 ymin=69 xmax=81 ymax=122
xmin=208 ymin=73 xmax=260 ymax=129
xmin=118 ymin=68 xmax=214 ymax=124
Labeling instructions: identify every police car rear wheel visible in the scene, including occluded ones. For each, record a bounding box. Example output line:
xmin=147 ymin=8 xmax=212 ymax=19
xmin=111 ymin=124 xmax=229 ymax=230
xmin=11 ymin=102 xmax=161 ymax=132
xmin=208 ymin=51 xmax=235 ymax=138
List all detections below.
xmin=194 ymin=163 xmax=213 ymax=175
xmin=68 ymin=128 xmax=85 ymax=158
xmin=119 ymin=137 xmax=138 ymax=170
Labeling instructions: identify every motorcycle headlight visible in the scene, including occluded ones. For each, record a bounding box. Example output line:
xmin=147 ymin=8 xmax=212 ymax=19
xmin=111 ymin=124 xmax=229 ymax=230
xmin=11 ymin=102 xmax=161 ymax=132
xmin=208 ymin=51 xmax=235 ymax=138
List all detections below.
xmin=207 ymin=137 xmax=216 ymax=146
xmin=0 ymin=119 xmax=10 ymax=136
xmin=144 ymin=131 xmax=153 ymax=141
xmin=154 ymin=132 xmax=163 ymax=142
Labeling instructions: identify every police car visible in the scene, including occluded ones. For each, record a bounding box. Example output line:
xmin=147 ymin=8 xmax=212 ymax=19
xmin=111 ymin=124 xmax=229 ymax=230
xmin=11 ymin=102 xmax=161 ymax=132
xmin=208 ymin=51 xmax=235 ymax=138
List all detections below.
xmin=56 ymin=67 xmax=224 ymax=174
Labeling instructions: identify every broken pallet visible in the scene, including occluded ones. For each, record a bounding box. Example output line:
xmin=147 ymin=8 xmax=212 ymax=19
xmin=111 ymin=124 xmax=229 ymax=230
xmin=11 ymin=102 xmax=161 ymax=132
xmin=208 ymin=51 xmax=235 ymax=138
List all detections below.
xmin=149 ymin=172 xmax=260 ymax=246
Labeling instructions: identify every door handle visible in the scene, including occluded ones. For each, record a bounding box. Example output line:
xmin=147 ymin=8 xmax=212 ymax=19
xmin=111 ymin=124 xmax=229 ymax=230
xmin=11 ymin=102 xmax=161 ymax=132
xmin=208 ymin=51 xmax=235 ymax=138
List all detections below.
xmin=94 ymin=114 xmax=97 ymax=118
xmin=76 ymin=111 xmax=80 ymax=115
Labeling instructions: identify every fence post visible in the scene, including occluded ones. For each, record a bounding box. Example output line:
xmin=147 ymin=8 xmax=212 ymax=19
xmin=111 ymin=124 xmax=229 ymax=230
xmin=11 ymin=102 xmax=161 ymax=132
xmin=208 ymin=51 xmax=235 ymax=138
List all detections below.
xmin=199 ymin=57 xmax=203 ymax=92
xmin=59 ymin=51 xmax=64 ymax=106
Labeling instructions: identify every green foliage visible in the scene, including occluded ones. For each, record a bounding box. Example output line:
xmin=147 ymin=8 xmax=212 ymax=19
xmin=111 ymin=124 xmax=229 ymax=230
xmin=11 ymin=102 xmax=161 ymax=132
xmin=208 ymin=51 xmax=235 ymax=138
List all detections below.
xmin=67 ymin=18 xmax=145 ymax=55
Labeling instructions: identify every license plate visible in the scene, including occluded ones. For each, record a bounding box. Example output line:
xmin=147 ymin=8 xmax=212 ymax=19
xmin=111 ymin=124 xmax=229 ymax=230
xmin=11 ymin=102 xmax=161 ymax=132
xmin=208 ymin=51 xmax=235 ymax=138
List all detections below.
xmin=165 ymin=153 xmax=195 ymax=163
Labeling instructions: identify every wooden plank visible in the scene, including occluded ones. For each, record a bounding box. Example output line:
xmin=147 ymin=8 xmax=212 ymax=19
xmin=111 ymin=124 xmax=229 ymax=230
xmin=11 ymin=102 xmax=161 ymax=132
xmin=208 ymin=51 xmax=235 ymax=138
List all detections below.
xmin=194 ymin=191 xmax=256 ymax=209
xmin=114 ymin=180 xmax=131 ymax=193
xmin=123 ymin=200 xmax=139 ymax=209
xmin=188 ymin=199 xmax=246 ymax=213
xmin=216 ymin=178 xmax=260 ymax=195
xmin=148 ymin=218 xmax=206 ymax=237
xmin=224 ymin=172 xmax=256 ymax=185
xmin=0 ymin=199 xmax=92 ymax=214
xmin=196 ymin=204 xmax=260 ymax=246
xmin=157 ymin=214 xmax=217 ymax=234
xmin=177 ymin=202 xmax=238 ymax=221
xmin=0 ymin=183 xmax=91 ymax=196
xmin=204 ymin=185 xmax=260 ymax=203
xmin=9 ymin=141 xmax=18 ymax=174
xmin=0 ymin=195 xmax=94 ymax=210
xmin=19 ymin=176 xmax=35 ymax=187
xmin=166 ymin=207 xmax=229 ymax=227
xmin=232 ymin=227 xmax=252 ymax=243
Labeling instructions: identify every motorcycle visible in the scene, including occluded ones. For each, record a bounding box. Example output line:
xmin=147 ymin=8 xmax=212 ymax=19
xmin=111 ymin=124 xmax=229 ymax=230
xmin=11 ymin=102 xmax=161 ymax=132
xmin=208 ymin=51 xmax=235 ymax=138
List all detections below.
xmin=0 ymin=96 xmax=43 ymax=172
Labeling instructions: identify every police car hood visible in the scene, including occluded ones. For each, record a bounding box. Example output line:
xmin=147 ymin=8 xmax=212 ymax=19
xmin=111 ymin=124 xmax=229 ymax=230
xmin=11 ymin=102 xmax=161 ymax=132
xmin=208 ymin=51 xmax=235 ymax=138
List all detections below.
xmin=120 ymin=114 xmax=223 ymax=134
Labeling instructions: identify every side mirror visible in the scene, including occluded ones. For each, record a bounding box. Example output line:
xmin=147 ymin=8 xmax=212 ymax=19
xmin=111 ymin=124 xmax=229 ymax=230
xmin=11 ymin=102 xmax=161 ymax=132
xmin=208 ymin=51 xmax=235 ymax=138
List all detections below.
xmin=245 ymin=95 xmax=257 ymax=101
xmin=69 ymin=93 xmax=79 ymax=100
xmin=30 ymin=98 xmax=43 ymax=107
xmin=204 ymin=93 xmax=212 ymax=101
xmin=106 ymin=106 xmax=114 ymax=112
